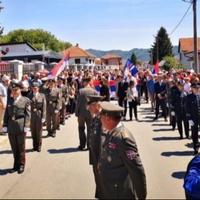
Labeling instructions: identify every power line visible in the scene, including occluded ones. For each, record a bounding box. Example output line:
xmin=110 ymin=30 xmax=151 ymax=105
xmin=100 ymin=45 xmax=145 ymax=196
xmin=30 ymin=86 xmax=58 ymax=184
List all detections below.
xmin=169 ymin=3 xmax=192 ymax=35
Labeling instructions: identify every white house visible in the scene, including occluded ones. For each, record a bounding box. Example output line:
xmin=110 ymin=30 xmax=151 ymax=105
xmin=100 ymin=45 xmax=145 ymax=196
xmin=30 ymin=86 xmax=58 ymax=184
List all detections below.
xmin=178 ymin=37 xmax=200 ymax=69
xmin=63 ymin=44 xmax=96 ymax=71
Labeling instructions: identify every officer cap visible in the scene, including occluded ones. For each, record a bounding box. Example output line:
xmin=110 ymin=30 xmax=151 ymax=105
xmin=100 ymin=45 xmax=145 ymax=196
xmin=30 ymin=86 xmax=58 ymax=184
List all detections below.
xmin=191 ymin=83 xmax=200 ymax=88
xmin=87 ymin=95 xmax=103 ymax=105
xmin=100 ymin=101 xmax=124 ymax=117
xmin=11 ymin=80 xmax=22 ymax=89
xmin=32 ymin=81 xmax=40 ymax=88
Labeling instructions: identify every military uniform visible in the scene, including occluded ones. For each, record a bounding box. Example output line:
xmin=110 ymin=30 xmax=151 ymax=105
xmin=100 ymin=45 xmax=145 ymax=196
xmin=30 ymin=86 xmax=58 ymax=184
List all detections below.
xmin=98 ymin=102 xmax=147 ymax=199
xmin=45 ymin=80 xmax=60 ymax=137
xmin=186 ymin=83 xmax=200 ymax=154
xmin=171 ymin=84 xmax=189 ymax=139
xmin=87 ymin=95 xmax=104 ymax=198
xmin=4 ymin=81 xmax=31 ymax=173
xmin=154 ymin=80 xmax=167 ymax=121
xmin=75 ymin=78 xmax=98 ymax=150
xmin=29 ymin=82 xmax=46 ymax=151
xmin=58 ymin=77 xmax=69 ymax=125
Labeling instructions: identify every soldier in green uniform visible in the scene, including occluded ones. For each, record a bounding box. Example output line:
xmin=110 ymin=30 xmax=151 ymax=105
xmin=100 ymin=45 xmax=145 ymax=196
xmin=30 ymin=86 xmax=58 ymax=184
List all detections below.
xmin=87 ymin=94 xmax=104 ymax=198
xmin=45 ymin=78 xmax=60 ymax=138
xmin=4 ymin=80 xmax=31 ymax=174
xmin=98 ymin=101 xmax=147 ymax=199
xmin=57 ymin=76 xmax=69 ymax=125
xmin=29 ymin=82 xmax=46 ymax=152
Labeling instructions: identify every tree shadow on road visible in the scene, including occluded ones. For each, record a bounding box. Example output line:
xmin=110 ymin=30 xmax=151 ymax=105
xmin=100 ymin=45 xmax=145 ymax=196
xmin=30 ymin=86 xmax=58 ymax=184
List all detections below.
xmin=161 ymin=151 xmax=194 ymax=157
xmin=153 ymin=136 xmax=180 ymax=141
xmin=152 ymin=123 xmax=170 ymax=127
xmin=171 ymin=171 xmax=186 ymax=179
xmin=0 ymin=148 xmax=34 ymax=154
xmin=48 ymin=147 xmax=80 ymax=154
xmin=153 ymin=128 xmax=174 ymax=132
xmin=185 ymin=143 xmax=193 ymax=149
xmin=0 ymin=168 xmax=11 ymax=176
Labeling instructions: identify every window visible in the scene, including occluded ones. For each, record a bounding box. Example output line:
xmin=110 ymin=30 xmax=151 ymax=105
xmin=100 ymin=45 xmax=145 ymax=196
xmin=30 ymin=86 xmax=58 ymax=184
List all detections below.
xmin=75 ymin=59 xmax=80 ymax=64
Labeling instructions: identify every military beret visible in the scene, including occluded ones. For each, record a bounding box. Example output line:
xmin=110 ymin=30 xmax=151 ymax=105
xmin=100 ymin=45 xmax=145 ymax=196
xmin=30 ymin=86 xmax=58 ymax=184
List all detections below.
xmin=32 ymin=82 xmax=40 ymax=88
xmin=100 ymin=101 xmax=124 ymax=117
xmin=87 ymin=95 xmax=103 ymax=105
xmin=11 ymin=80 xmax=22 ymax=89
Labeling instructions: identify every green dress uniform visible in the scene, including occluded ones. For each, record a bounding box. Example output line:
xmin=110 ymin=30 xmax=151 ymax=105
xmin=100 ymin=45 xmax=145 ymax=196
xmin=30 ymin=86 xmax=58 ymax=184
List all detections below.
xmin=58 ymin=79 xmax=69 ymax=125
xmin=29 ymin=83 xmax=46 ymax=151
xmin=87 ymin=95 xmax=104 ymax=198
xmin=4 ymin=82 xmax=31 ymax=173
xmin=46 ymin=86 xmax=60 ymax=137
xmin=98 ymin=102 xmax=147 ymax=199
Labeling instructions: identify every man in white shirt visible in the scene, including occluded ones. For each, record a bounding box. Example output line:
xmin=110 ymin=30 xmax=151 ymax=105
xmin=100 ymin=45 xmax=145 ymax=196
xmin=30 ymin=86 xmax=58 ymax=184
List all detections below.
xmin=0 ymin=75 xmax=8 ymax=133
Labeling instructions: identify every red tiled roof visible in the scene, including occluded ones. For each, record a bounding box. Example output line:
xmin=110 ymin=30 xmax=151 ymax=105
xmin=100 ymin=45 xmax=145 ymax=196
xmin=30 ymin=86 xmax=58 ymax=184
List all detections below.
xmin=179 ymin=37 xmax=200 ymax=53
xmin=101 ymin=54 xmax=122 ymax=59
xmin=63 ymin=44 xmax=96 ymax=58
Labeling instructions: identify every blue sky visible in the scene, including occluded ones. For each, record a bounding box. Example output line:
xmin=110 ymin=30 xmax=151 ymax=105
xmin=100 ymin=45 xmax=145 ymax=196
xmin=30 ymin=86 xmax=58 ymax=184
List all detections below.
xmin=1 ymin=0 xmax=200 ymax=50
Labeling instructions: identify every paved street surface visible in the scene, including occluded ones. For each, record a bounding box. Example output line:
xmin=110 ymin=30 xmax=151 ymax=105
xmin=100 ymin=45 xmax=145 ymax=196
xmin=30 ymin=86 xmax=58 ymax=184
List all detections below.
xmin=0 ymin=102 xmax=194 ymax=199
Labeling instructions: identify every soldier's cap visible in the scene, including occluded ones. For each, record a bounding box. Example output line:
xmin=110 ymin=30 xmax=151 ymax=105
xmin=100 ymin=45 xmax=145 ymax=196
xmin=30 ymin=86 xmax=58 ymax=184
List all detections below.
xmin=100 ymin=101 xmax=124 ymax=117
xmin=87 ymin=95 xmax=104 ymax=105
xmin=11 ymin=80 xmax=22 ymax=89
xmin=191 ymin=83 xmax=200 ymax=88
xmin=32 ymin=81 xmax=40 ymax=88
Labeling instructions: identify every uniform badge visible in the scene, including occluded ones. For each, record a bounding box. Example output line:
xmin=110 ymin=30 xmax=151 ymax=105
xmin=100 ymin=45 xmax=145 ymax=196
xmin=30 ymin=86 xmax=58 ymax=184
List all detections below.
xmin=126 ymin=150 xmax=137 ymax=160
xmin=108 ymin=142 xmax=118 ymax=150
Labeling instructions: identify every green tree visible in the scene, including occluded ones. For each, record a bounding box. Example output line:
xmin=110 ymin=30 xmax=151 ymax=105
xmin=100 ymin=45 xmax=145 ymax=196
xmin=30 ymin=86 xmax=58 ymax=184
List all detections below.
xmin=0 ymin=29 xmax=72 ymax=52
xmin=130 ymin=52 xmax=137 ymax=65
xmin=162 ymin=56 xmax=179 ymax=71
xmin=150 ymin=27 xmax=173 ymax=64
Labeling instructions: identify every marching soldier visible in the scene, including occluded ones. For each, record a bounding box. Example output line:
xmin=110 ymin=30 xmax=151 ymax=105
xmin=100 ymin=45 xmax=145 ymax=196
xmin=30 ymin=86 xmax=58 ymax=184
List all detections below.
xmin=172 ymin=82 xmax=189 ymax=139
xmin=29 ymin=82 xmax=46 ymax=152
xmin=75 ymin=76 xmax=98 ymax=150
xmin=153 ymin=75 xmax=167 ymax=121
xmin=4 ymin=80 xmax=31 ymax=174
xmin=186 ymin=83 xmax=200 ymax=155
xmin=57 ymin=76 xmax=69 ymax=125
xmin=98 ymin=102 xmax=147 ymax=199
xmin=45 ymin=78 xmax=60 ymax=138
xmin=87 ymin=94 xmax=103 ymax=199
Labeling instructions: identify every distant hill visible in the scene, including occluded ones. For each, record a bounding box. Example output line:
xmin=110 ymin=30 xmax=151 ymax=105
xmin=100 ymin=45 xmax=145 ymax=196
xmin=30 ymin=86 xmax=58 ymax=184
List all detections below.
xmin=87 ymin=46 xmax=178 ymax=62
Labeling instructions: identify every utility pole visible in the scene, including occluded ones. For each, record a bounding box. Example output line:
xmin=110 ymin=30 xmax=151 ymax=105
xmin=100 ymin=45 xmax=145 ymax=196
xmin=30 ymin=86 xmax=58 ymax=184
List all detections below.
xmin=193 ymin=0 xmax=199 ymax=73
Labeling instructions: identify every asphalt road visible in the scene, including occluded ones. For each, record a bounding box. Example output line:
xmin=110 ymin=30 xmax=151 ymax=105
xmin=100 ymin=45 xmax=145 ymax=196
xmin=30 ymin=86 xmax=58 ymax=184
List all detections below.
xmin=0 ymin=102 xmax=194 ymax=199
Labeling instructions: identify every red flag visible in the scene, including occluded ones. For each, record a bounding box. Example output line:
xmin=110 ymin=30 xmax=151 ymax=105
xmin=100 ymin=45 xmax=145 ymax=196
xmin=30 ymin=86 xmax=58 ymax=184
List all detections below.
xmin=50 ymin=53 xmax=70 ymax=77
xmin=153 ymin=61 xmax=159 ymax=74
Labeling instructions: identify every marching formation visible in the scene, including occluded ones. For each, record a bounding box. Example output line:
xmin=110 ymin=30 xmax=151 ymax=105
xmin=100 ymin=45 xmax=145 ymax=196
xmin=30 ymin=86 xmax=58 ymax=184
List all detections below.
xmin=0 ymin=67 xmax=199 ymax=199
